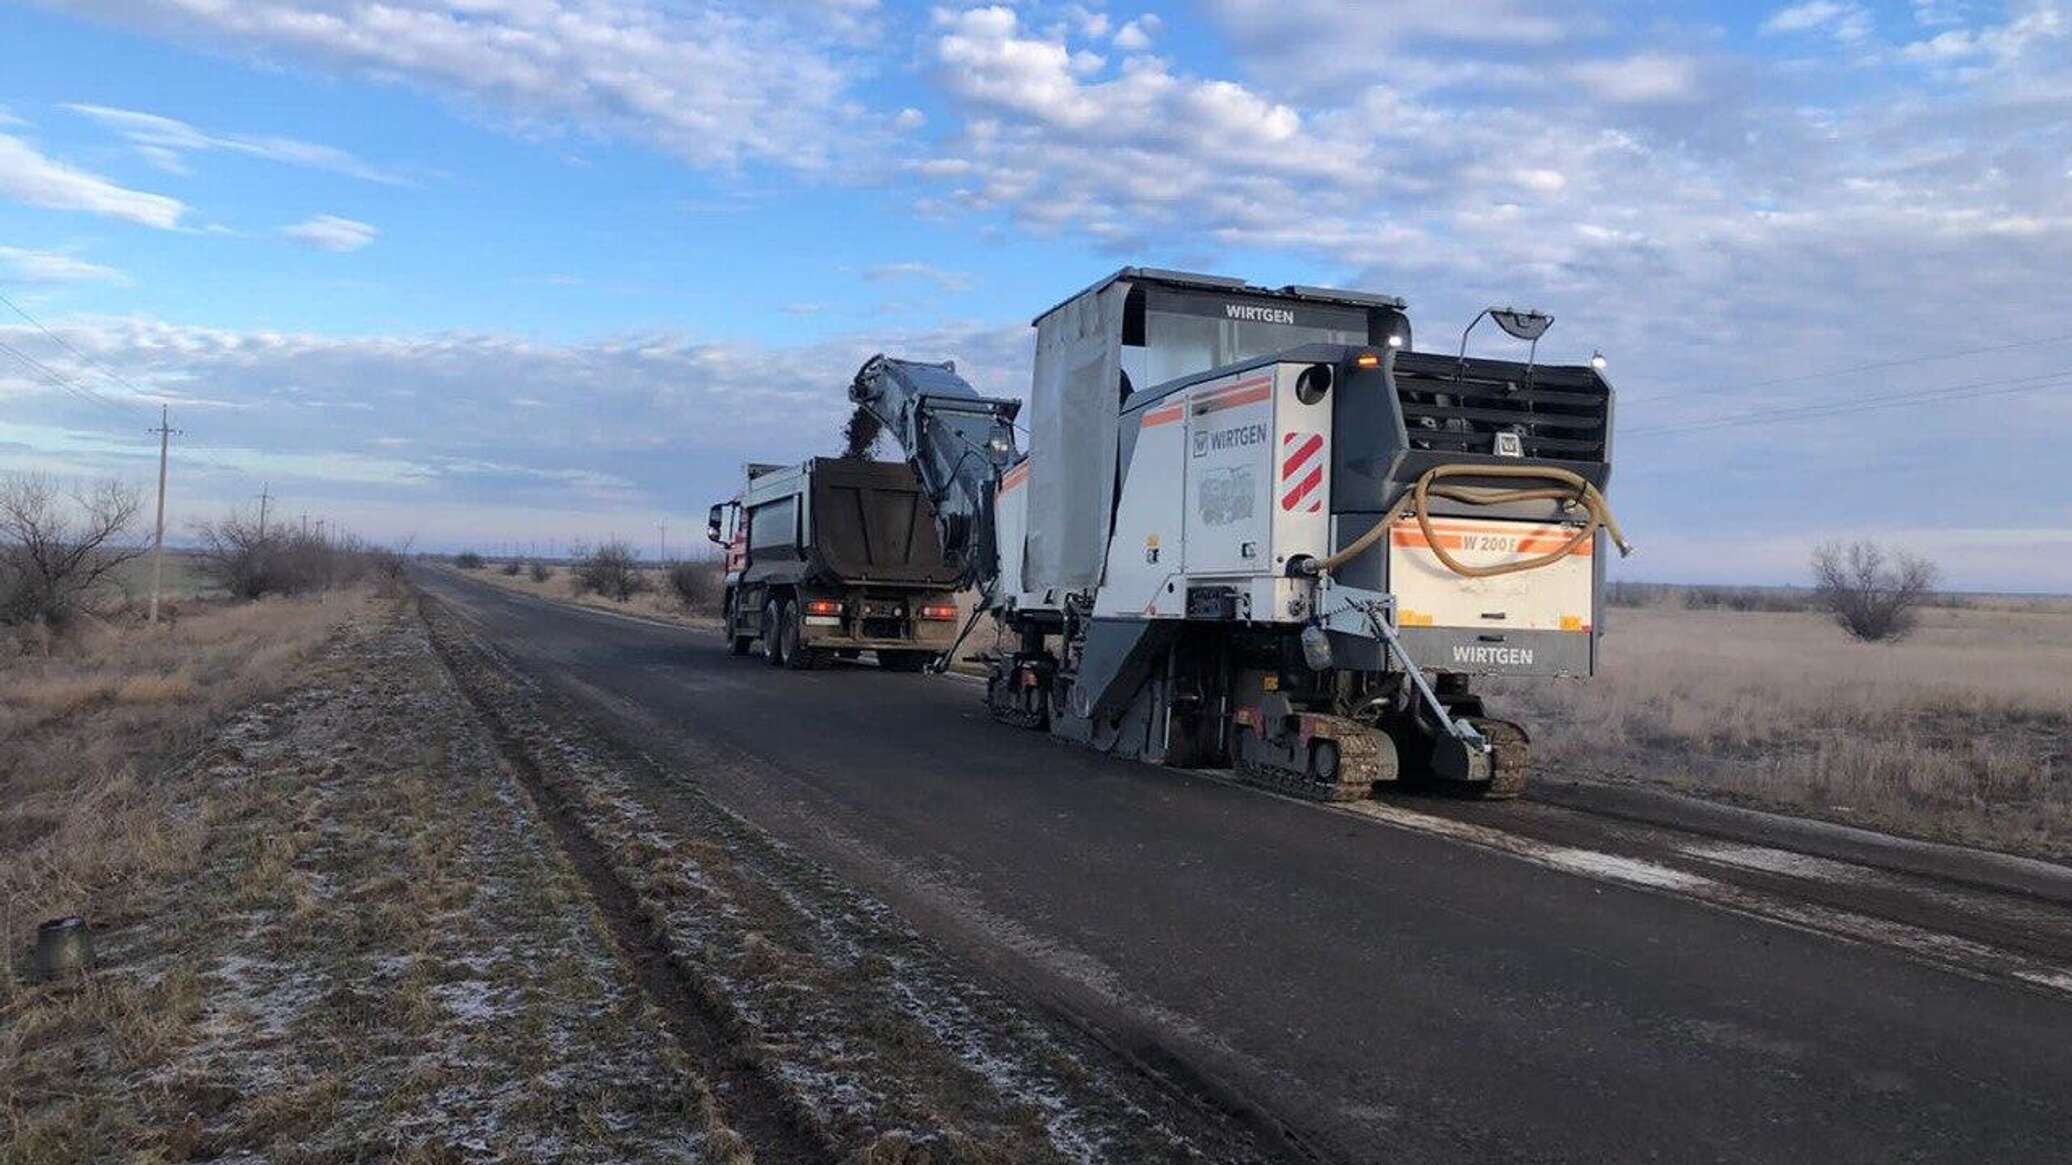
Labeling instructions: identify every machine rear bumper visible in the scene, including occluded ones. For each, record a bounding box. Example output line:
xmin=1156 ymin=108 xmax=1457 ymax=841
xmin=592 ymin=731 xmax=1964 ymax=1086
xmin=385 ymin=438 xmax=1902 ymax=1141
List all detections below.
xmin=1394 ymin=625 xmax=1594 ymax=679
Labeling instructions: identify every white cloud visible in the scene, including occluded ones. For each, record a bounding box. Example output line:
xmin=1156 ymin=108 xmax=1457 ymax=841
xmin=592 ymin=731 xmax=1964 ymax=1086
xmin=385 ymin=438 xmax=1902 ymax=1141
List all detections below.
xmin=1112 ymin=15 xmax=1159 ymax=52
xmin=0 ymin=314 xmax=1031 ymax=548
xmin=280 ymin=214 xmax=378 ymax=252
xmin=1900 ymin=6 xmax=2065 ymax=66
xmin=1209 ymin=0 xmax=1566 ymax=49
xmin=0 ymin=132 xmax=187 ymax=228
xmin=0 ymin=246 xmax=128 ymax=284
xmin=1763 ymin=2 xmax=1856 ymax=34
xmin=863 ymin=262 xmax=973 ymax=291
xmin=47 ymin=0 xmax=895 ymax=171
xmin=66 ymin=103 xmax=408 ymax=184
xmin=1569 ymin=53 xmax=1702 ymax=103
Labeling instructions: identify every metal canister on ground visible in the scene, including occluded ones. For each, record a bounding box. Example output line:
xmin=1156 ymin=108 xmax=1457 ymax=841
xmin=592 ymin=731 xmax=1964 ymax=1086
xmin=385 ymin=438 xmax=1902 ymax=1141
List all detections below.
xmin=32 ymin=916 xmax=93 ymax=981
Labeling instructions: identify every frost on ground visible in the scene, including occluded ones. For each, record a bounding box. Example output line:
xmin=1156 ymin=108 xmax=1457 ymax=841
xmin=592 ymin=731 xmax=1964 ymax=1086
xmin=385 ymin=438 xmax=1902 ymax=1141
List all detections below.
xmin=427 ymin=600 xmax=1271 ymax=1165
xmin=3 ymin=601 xmax=727 ymax=1163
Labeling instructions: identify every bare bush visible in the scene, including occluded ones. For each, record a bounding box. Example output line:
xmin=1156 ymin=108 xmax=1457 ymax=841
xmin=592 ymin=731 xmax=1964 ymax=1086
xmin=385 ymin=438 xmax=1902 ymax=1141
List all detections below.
xmin=1812 ymin=540 xmax=1939 ymax=642
xmin=455 ymin=550 xmax=485 ymax=570
xmin=529 ymin=561 xmax=551 ymax=582
xmin=499 ymin=559 xmax=522 ymax=576
xmin=0 ymin=474 xmax=146 ymax=626
xmin=668 ymin=559 xmax=722 ymax=613
xmin=572 ymin=539 xmax=648 ymax=602
xmin=194 ymin=509 xmax=386 ymax=599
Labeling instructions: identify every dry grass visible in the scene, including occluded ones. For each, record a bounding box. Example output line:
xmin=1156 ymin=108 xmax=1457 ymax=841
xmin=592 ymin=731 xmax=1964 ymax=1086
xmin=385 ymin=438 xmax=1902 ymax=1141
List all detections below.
xmin=1 ymin=590 xmax=367 ymax=1160
xmin=1 ymin=595 xmax=723 ymax=1163
xmin=456 ymin=563 xmax=721 ymax=629
xmin=1495 ymin=603 xmax=2072 ymax=859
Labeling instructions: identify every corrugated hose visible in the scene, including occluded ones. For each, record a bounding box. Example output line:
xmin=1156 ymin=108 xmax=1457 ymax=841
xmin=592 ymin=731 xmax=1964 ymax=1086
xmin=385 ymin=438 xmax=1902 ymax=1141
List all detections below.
xmin=1307 ymin=464 xmax=1633 ymax=580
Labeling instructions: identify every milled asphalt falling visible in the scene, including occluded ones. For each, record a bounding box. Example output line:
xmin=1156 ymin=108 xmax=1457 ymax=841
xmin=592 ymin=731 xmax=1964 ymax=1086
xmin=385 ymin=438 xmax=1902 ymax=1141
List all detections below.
xmin=419 ymin=568 xmax=2072 ymax=1165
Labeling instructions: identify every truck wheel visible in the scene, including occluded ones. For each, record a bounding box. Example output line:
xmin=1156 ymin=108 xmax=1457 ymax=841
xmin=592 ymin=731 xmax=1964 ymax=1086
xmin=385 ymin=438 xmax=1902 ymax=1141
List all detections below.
xmin=880 ymin=650 xmax=932 ymax=673
xmin=781 ymin=601 xmax=826 ymax=670
xmin=762 ymin=600 xmax=786 ymax=667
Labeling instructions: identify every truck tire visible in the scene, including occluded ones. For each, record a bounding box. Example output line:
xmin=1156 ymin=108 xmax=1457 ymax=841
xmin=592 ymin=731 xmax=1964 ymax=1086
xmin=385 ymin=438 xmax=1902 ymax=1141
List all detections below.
xmin=880 ymin=650 xmax=932 ymax=673
xmin=781 ymin=601 xmax=827 ymax=670
xmin=762 ymin=600 xmax=786 ymax=668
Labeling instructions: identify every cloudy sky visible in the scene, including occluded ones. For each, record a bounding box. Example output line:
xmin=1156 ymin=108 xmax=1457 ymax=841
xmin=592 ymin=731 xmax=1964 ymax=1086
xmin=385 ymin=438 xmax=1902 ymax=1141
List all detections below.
xmin=2 ymin=0 xmax=2069 ymax=588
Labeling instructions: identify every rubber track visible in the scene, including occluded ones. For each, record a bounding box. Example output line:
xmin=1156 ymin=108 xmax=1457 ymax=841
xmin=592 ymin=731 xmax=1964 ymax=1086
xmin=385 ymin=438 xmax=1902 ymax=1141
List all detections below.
xmin=1465 ymin=718 xmax=1531 ymax=800
xmin=1235 ymin=717 xmax=1388 ymax=803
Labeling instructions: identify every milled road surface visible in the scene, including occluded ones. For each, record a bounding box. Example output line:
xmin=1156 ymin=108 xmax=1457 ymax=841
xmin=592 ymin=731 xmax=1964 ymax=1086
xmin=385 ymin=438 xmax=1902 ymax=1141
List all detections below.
xmin=419 ymin=569 xmax=2072 ymax=1163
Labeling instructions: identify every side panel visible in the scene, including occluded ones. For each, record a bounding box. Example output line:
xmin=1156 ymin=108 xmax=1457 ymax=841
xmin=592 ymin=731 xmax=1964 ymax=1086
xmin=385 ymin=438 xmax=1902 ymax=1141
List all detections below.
xmin=993 ymin=459 xmax=1030 ymax=607
xmin=1267 ymin=362 xmax=1332 ymax=581
xmin=1096 ymin=397 xmax=1188 ymax=617
xmin=1182 ymin=373 xmax=1275 ymax=575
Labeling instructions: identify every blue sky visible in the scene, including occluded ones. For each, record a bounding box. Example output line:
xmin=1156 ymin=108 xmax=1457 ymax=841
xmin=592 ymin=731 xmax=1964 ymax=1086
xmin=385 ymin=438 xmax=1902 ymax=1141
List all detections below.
xmin=2 ymin=0 xmax=2070 ymax=588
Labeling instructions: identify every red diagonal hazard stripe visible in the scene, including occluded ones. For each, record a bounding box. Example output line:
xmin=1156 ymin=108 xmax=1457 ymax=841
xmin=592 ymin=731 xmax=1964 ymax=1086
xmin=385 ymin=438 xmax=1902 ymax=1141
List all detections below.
xmin=1281 ymin=465 xmax=1323 ymax=510
xmin=1281 ymin=433 xmax=1323 ymax=479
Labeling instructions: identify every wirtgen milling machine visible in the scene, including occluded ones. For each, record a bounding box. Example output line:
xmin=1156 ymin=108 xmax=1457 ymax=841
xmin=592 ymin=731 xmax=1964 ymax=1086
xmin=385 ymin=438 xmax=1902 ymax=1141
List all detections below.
xmin=842 ymin=268 xmax=1629 ymax=800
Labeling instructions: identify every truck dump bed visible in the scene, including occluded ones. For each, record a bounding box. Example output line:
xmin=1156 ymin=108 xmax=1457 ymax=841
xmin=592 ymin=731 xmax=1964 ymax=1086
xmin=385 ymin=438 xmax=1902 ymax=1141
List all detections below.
xmin=804 ymin=458 xmax=959 ymax=586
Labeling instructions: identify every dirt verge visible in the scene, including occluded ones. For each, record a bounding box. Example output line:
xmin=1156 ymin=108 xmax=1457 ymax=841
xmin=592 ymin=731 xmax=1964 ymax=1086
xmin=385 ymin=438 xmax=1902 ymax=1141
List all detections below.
xmin=3 ymin=597 xmax=730 ymax=1163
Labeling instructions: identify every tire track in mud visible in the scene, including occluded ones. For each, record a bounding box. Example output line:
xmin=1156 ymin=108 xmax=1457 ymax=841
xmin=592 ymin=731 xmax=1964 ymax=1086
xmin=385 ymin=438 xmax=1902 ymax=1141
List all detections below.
xmin=422 ymin=591 xmax=841 ymax=1165
xmin=418 ymin=586 xmax=1280 ymax=1164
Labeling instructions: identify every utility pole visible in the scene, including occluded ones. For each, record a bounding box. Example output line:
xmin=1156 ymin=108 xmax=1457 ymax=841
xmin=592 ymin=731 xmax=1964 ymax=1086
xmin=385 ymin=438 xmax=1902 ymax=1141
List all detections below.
xmin=657 ymin=520 xmax=668 ymax=564
xmin=255 ymin=483 xmax=272 ymax=540
xmin=146 ymin=405 xmax=180 ymax=625
xmin=300 ymin=512 xmax=309 ymax=536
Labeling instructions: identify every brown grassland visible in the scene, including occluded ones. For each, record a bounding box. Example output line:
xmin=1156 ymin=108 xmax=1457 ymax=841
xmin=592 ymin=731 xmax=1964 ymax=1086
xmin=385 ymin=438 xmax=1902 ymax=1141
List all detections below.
xmin=457 ymin=561 xmax=720 ymax=629
xmin=1 ymin=591 xmax=727 ymax=1163
xmin=1495 ymin=599 xmax=2072 ymax=860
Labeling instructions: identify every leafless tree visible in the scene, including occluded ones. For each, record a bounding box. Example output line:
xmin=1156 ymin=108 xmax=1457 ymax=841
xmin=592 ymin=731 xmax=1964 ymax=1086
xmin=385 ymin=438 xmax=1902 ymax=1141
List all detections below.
xmin=0 ymin=473 xmax=146 ymax=625
xmin=668 ymin=558 xmax=722 ymax=613
xmin=573 ymin=538 xmax=647 ymax=602
xmin=196 ymin=508 xmax=385 ymax=599
xmin=193 ymin=508 xmax=275 ymax=600
xmin=1811 ymin=540 xmax=1939 ymax=642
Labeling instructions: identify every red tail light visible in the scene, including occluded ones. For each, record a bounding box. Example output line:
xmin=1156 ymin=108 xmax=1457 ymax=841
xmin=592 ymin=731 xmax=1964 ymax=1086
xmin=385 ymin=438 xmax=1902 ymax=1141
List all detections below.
xmin=919 ymin=604 xmax=958 ymax=621
xmin=804 ymin=599 xmax=843 ymax=616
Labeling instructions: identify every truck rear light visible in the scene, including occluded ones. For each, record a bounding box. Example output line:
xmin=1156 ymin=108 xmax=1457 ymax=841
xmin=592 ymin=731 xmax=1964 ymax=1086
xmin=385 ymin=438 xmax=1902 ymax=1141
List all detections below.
xmin=804 ymin=599 xmax=844 ymax=616
xmin=919 ymin=604 xmax=958 ymax=621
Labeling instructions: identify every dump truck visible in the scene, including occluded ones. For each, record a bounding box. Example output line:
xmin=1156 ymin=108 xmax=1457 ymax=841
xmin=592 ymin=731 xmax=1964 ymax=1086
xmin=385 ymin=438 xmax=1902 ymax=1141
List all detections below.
xmin=706 ymin=457 xmax=971 ymax=671
xmin=748 ymin=268 xmax=1628 ymax=801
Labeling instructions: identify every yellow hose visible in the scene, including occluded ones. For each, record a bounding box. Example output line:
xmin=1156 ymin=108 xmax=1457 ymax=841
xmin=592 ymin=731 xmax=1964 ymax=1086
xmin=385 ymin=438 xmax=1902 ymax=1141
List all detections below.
xmin=1311 ymin=464 xmax=1632 ymax=579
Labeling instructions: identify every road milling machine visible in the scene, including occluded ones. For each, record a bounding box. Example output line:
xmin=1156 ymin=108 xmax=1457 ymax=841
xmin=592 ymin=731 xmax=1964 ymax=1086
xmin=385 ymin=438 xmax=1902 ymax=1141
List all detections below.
xmin=827 ymin=268 xmax=1627 ymax=800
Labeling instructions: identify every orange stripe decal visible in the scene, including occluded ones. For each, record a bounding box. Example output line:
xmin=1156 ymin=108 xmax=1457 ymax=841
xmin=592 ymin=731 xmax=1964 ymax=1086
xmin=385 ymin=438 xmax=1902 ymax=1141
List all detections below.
xmin=1141 ymin=405 xmax=1185 ymax=427
xmin=1193 ymin=385 xmax=1271 ymax=414
xmin=1390 ymin=532 xmax=1595 ymax=557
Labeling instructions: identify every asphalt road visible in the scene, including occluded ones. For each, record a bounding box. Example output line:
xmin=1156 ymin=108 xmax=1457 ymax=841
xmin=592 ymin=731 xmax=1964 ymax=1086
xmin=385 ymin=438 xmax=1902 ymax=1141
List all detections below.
xmin=420 ymin=569 xmax=2072 ymax=1163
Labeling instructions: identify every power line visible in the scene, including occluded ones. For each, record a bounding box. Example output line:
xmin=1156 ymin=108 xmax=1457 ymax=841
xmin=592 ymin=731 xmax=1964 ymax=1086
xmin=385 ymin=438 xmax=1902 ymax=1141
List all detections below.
xmin=1625 ymin=364 xmax=2072 ymax=438
xmin=1620 ymin=331 xmax=2072 ymax=406
xmin=0 ymin=288 xmax=163 ymax=406
xmin=0 ymin=335 xmax=139 ymax=421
